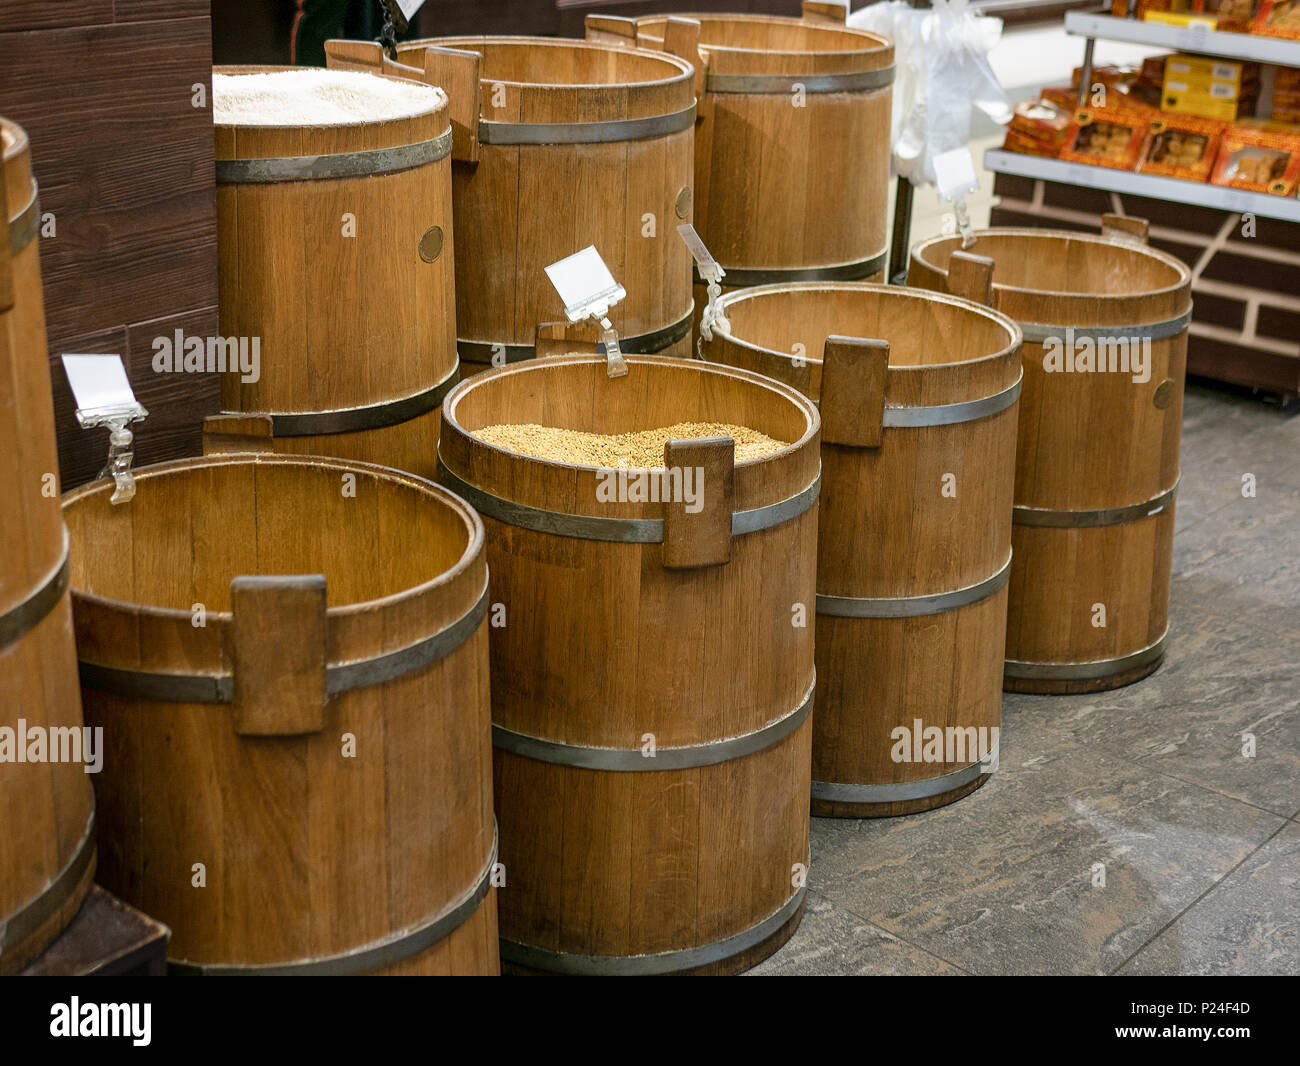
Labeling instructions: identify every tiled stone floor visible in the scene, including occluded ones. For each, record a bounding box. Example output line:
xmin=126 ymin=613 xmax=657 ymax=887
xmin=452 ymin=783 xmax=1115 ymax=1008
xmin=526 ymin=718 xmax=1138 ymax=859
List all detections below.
xmin=754 ymin=382 xmax=1299 ymax=976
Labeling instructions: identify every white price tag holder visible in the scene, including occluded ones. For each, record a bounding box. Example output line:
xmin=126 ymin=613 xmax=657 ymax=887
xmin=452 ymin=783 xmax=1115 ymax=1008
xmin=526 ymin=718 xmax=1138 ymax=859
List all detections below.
xmin=677 ymin=224 xmax=729 ymax=356
xmin=544 ymin=245 xmax=629 ymax=378
xmin=933 ymin=147 xmax=981 ymax=250
xmin=61 ymin=353 xmax=148 ymax=504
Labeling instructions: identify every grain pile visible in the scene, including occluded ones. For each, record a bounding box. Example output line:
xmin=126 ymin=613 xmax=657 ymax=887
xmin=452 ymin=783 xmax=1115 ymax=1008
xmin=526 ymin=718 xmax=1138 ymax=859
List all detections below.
xmin=473 ymin=421 xmax=788 ymax=467
xmin=213 ymin=70 xmax=445 ymax=126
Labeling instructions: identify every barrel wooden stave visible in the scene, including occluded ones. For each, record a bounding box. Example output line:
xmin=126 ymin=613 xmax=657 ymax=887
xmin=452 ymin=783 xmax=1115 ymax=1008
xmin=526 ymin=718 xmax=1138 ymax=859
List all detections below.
xmin=439 ymin=355 xmax=818 ymax=971
xmin=391 ymin=37 xmax=696 ymax=366
xmin=0 ymin=118 xmax=96 ymax=974
xmin=63 ymin=456 xmax=496 ymax=974
xmin=909 ymin=229 xmax=1191 ymax=693
xmin=702 ymin=283 xmax=1020 ymax=816
xmin=213 ymin=67 xmax=457 ymax=478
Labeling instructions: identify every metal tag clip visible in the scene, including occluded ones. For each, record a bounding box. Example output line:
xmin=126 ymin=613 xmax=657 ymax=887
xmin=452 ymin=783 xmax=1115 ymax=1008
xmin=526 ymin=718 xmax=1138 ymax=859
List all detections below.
xmin=61 ymin=354 xmax=148 ymax=505
xmin=677 ymin=224 xmax=728 ymax=357
xmin=544 ymin=245 xmax=629 ymax=378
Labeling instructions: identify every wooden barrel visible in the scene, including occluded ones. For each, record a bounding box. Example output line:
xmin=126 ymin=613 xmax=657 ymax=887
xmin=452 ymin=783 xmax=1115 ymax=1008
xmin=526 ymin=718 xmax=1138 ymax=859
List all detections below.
xmin=590 ymin=3 xmax=893 ymax=338
xmin=337 ymin=35 xmax=697 ymax=371
xmin=206 ymin=67 xmax=457 ymax=478
xmin=63 ymin=454 xmax=497 ymax=974
xmin=701 ymin=281 xmax=1021 ymax=816
xmin=909 ymin=219 xmax=1192 ymax=693
xmin=0 ymin=117 xmax=97 ymax=974
xmin=438 ymin=355 xmax=819 ymax=973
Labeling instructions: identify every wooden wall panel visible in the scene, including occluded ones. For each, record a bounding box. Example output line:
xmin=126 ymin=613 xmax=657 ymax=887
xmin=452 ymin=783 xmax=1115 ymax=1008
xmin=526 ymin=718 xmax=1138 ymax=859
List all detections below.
xmin=0 ymin=4 xmax=218 ymax=486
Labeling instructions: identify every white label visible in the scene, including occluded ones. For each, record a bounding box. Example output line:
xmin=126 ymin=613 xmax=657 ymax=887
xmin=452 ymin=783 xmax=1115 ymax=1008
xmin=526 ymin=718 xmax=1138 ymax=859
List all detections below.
xmin=61 ymin=354 xmax=145 ymax=420
xmin=544 ymin=245 xmax=627 ymax=322
xmin=1210 ymin=82 xmax=1235 ymax=99
xmin=933 ymin=146 xmax=980 ymax=202
xmin=1168 ymin=80 xmax=1190 ymax=92
xmin=1212 ymin=63 xmax=1238 ymax=81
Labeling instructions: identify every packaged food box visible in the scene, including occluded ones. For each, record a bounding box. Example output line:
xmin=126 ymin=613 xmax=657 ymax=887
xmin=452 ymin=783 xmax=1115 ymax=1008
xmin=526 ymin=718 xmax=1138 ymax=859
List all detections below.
xmin=1192 ymin=0 xmax=1257 ymax=31
xmin=1253 ymin=0 xmax=1300 ymax=37
xmin=1210 ymin=125 xmax=1300 ymax=194
xmin=1138 ymin=114 xmax=1226 ymax=180
xmin=1060 ymin=108 xmax=1151 ymax=170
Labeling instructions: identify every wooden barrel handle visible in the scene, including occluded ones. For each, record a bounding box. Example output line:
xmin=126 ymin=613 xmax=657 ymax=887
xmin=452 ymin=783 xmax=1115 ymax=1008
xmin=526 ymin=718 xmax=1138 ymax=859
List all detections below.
xmin=323 ymin=38 xmax=386 ymax=73
xmin=820 ymin=336 xmax=889 ymax=449
xmin=534 ymin=320 xmax=602 ymax=359
xmin=202 ymin=413 xmax=275 ymax=455
xmin=662 ymin=437 xmax=734 ymax=569
xmin=1101 ymin=213 xmax=1149 ymax=245
xmin=663 ymin=17 xmax=708 ymax=97
xmin=230 ymin=575 xmax=328 ymax=737
xmin=948 ymin=250 xmax=996 ymax=307
xmin=420 ymin=46 xmax=482 ymax=163
xmin=802 ymin=1 xmax=848 ymax=24
xmin=585 ymin=14 xmax=638 ymax=44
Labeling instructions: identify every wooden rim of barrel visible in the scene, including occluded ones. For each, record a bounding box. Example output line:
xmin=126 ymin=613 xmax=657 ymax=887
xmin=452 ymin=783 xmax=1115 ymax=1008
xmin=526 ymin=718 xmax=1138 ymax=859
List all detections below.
xmin=909 ymin=228 xmax=1192 ymax=327
xmin=63 ymin=454 xmax=487 ymax=702
xmin=633 ymin=12 xmax=894 ymax=76
xmin=708 ymin=281 xmax=1023 ymax=415
xmin=396 ymin=35 xmax=695 ymax=123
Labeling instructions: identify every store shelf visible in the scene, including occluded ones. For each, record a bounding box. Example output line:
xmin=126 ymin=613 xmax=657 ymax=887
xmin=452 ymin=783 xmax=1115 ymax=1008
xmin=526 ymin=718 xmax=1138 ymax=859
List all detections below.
xmin=1065 ymin=11 xmax=1300 ymax=66
xmin=984 ymin=148 xmax=1300 ymax=221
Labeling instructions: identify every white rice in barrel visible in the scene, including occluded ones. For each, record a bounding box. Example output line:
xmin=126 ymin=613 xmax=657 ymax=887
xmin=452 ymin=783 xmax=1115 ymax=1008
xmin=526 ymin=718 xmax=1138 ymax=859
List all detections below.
xmin=212 ymin=69 xmax=446 ymax=126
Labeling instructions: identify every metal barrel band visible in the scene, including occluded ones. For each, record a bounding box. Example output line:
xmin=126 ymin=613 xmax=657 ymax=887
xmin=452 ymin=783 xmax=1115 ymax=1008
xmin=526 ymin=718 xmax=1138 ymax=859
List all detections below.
xmin=1016 ymin=308 xmax=1192 ymax=345
xmin=265 ymin=364 xmax=460 ymax=437
xmin=0 ymin=535 xmax=70 ymax=649
xmin=706 ymin=66 xmax=895 ymax=95
xmin=7 ymin=182 xmax=39 ymax=257
xmin=168 ymin=824 xmax=497 ymax=975
xmin=215 ymin=128 xmax=453 ymax=184
xmin=437 ymin=455 xmax=820 ymax=544
xmin=76 ymin=580 xmax=489 ymax=705
xmin=697 ymin=248 xmax=888 ymax=287
xmin=1013 ymin=481 xmax=1178 ymax=529
xmin=812 ymin=760 xmax=990 ymax=805
xmin=817 ymin=553 xmax=1010 ymax=619
xmin=1004 ymin=630 xmax=1168 ymax=682
xmin=479 ymin=103 xmax=696 ymax=146
xmin=0 ymin=810 xmax=95 ymax=958
xmin=882 ymin=371 xmax=1022 ymax=430
xmin=501 ymin=884 xmax=805 ymax=976
xmin=457 ymin=307 xmax=694 ymax=365
xmin=492 ymin=676 xmax=814 ymax=772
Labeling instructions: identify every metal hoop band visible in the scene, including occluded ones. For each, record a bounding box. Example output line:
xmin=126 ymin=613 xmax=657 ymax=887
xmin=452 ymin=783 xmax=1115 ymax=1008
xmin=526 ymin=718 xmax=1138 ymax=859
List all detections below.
xmin=0 ymin=535 xmax=69 ymax=649
xmin=493 ymin=677 xmax=814 ymax=772
xmin=706 ymin=66 xmax=895 ymax=94
xmin=812 ymin=760 xmax=989 ymax=804
xmin=0 ymin=811 xmax=95 ymax=961
xmin=457 ymin=307 xmax=693 ymax=365
xmin=1004 ymin=631 xmax=1168 ymax=682
xmin=77 ymin=581 xmax=489 ymax=705
xmin=264 ymin=364 xmax=460 ymax=437
xmin=817 ymin=553 xmax=1010 ymax=619
xmin=168 ymin=825 xmax=498 ymax=975
xmin=500 ymin=884 xmax=805 ymax=976
xmin=1016 ymin=309 xmax=1192 ymax=345
xmin=698 ymin=248 xmax=888 ymax=287
xmin=1013 ymin=481 xmax=1178 ymax=529
xmin=479 ymin=103 xmax=696 ymax=145
xmin=437 ymin=456 xmax=820 ymax=544
xmin=7 ymin=182 xmax=39 ymax=257
xmin=215 ymin=128 xmax=453 ymax=184
xmin=882 ymin=372 xmax=1022 ymax=429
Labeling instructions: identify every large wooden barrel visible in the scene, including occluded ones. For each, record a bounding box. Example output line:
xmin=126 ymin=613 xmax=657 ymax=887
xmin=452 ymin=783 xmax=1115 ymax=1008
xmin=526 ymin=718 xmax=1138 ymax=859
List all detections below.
xmin=63 ymin=454 xmax=497 ymax=974
xmin=0 ymin=117 xmax=97 ymax=974
xmin=438 ymin=355 xmax=819 ymax=973
xmin=909 ymin=220 xmax=1192 ymax=693
xmin=207 ymin=67 xmax=458 ymax=478
xmin=701 ymin=281 xmax=1021 ymax=816
xmin=590 ymin=3 xmax=893 ymax=338
xmin=345 ymin=36 xmax=697 ymax=370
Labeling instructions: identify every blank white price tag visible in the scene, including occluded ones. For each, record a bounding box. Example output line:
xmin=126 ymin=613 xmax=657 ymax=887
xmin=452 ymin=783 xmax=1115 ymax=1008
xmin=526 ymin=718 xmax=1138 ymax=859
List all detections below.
xmin=933 ymin=147 xmax=980 ymax=203
xmin=61 ymin=354 xmax=145 ymax=423
xmin=544 ymin=245 xmax=626 ymax=323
